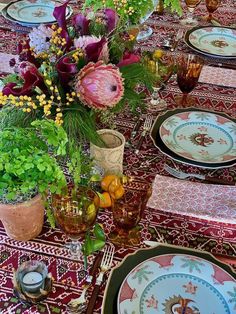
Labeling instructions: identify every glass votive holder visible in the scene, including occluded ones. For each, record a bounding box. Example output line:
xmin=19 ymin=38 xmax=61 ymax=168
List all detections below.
xmin=13 ymin=260 xmax=52 ymax=304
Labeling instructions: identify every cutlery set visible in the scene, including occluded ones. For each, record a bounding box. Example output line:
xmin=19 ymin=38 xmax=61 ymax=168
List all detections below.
xmin=67 ymin=245 xmax=114 ymax=314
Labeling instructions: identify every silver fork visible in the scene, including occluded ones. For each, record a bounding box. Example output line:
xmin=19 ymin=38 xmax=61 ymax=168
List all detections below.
xmin=135 ymin=115 xmax=153 ymax=154
xmin=164 ymin=164 xmax=235 ymax=185
xmin=86 ymin=245 xmax=115 ymax=314
xmin=164 ymin=164 xmax=205 ymax=180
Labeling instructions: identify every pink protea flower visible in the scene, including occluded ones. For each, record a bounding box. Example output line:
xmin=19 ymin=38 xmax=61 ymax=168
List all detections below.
xmin=75 ymin=61 xmax=124 ymax=110
xmin=74 ymin=36 xmax=109 ymax=63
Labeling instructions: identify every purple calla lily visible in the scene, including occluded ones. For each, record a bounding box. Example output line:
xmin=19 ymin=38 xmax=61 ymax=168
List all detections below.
xmin=104 ymin=9 xmax=119 ymax=33
xmin=3 ymin=70 xmax=45 ymax=96
xmin=72 ymin=13 xmax=90 ymax=35
xmin=117 ymin=52 xmax=141 ymax=68
xmin=85 ymin=38 xmax=108 ymax=63
xmin=56 ymin=56 xmax=78 ymax=86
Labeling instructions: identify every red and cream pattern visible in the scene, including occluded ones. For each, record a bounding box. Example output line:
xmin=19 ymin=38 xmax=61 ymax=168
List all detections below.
xmin=199 ymin=66 xmax=236 ymax=89
xmin=147 ymin=174 xmax=236 ymax=223
xmin=0 ymin=0 xmax=236 ymax=313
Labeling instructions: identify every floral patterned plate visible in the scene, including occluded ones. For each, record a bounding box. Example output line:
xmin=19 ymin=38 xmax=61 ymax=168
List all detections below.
xmin=185 ymin=26 xmax=236 ymax=59
xmin=159 ymin=110 xmax=236 ymax=164
xmin=102 ymin=245 xmax=236 ymax=314
xmin=117 ymin=253 xmax=235 ymax=314
xmin=150 ymin=108 xmax=236 ymax=169
xmin=7 ymin=0 xmax=70 ymax=24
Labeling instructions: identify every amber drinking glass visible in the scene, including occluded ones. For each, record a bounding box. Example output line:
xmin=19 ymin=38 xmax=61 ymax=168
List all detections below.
xmin=175 ymin=54 xmax=204 ymax=107
xmin=181 ymin=0 xmax=202 ymax=26
xmin=52 ymin=187 xmax=98 ymax=259
xmin=110 ymin=184 xmax=152 ymax=246
xmin=205 ymin=0 xmax=221 ymax=23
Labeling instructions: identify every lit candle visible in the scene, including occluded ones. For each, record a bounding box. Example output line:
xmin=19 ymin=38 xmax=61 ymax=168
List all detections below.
xmin=22 ymin=271 xmax=43 ymax=293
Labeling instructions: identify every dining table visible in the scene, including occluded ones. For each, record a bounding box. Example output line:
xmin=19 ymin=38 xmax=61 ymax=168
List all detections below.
xmin=0 ymin=0 xmax=235 ymax=313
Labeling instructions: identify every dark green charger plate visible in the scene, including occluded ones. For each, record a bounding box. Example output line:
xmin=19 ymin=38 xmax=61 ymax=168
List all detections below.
xmin=102 ymin=244 xmax=236 ymax=313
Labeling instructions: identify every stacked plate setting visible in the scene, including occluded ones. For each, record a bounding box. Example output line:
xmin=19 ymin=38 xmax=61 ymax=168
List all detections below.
xmin=150 ymin=108 xmax=236 ymax=169
xmin=185 ymin=26 xmax=236 ymax=59
xmin=2 ymin=0 xmax=72 ymax=27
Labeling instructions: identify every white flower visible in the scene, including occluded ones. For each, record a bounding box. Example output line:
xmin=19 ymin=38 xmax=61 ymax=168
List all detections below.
xmin=29 ymin=25 xmax=53 ymax=54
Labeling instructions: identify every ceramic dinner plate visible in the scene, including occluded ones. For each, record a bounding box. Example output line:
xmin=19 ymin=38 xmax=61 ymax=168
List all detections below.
xmin=2 ymin=1 xmax=72 ymax=27
xmin=185 ymin=26 xmax=236 ymax=59
xmin=102 ymin=245 xmax=236 ymax=314
xmin=7 ymin=0 xmax=70 ymax=24
xmin=159 ymin=110 xmax=236 ymax=164
xmin=150 ymin=108 xmax=236 ymax=169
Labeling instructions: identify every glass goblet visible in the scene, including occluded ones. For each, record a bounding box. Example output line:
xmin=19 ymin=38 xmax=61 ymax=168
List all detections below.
xmin=181 ymin=0 xmax=202 ymax=26
xmin=52 ymin=187 xmax=98 ymax=259
xmin=205 ymin=0 xmax=221 ymax=23
xmin=144 ymin=50 xmax=174 ymax=112
xmin=175 ymin=54 xmax=204 ymax=107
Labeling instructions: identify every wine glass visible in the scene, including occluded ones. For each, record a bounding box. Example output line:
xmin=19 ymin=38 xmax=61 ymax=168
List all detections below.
xmin=175 ymin=54 xmax=204 ymax=107
xmin=136 ymin=0 xmax=158 ymax=42
xmin=204 ymin=0 xmax=221 ymax=23
xmin=181 ymin=0 xmax=202 ymax=26
xmin=144 ymin=50 xmax=174 ymax=112
xmin=52 ymin=187 xmax=98 ymax=259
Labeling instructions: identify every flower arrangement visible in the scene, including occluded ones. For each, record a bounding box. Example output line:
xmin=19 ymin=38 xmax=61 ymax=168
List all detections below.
xmin=0 ymin=1 xmax=155 ymax=144
xmin=83 ymin=0 xmax=182 ymax=22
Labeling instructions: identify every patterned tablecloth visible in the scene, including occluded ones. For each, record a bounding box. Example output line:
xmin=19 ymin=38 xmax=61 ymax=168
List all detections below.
xmin=0 ymin=0 xmax=236 ymax=313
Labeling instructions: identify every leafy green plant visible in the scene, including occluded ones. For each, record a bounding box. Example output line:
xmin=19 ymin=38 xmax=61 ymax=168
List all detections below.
xmin=0 ymin=119 xmax=68 ymax=203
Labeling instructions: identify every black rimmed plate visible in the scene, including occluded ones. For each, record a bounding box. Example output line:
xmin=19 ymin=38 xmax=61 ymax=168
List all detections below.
xmin=102 ymin=244 xmax=236 ymax=314
xmin=185 ymin=26 xmax=236 ymax=59
xmin=150 ymin=108 xmax=236 ymax=169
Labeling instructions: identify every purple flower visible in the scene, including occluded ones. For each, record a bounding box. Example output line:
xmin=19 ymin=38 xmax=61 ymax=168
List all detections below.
xmin=117 ymin=52 xmax=141 ymax=68
xmin=72 ymin=13 xmax=90 ymax=35
xmin=104 ymin=9 xmax=119 ymax=33
xmin=56 ymin=56 xmax=78 ymax=86
xmin=53 ymin=1 xmax=71 ymax=49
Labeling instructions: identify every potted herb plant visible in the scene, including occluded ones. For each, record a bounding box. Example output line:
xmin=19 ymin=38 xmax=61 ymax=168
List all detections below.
xmin=0 ymin=119 xmax=68 ymax=241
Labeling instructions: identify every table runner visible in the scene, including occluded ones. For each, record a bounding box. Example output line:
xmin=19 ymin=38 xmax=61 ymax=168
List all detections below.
xmin=0 ymin=0 xmax=236 ymax=313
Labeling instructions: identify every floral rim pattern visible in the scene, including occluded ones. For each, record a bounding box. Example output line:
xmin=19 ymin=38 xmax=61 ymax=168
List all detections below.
xmin=159 ymin=111 xmax=236 ymax=164
xmin=7 ymin=0 xmax=70 ymax=24
xmin=117 ymin=253 xmax=236 ymax=314
xmin=185 ymin=26 xmax=236 ymax=58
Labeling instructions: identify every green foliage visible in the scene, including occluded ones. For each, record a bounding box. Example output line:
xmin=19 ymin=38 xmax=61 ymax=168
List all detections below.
xmin=83 ymin=0 xmax=155 ymax=24
xmin=0 ymin=119 xmax=68 ymax=202
xmin=0 ymin=106 xmax=37 ymax=131
xmin=82 ymin=223 xmax=106 ymax=257
xmin=2 ymin=74 xmax=23 ymax=86
xmin=164 ymin=0 xmax=182 ymax=16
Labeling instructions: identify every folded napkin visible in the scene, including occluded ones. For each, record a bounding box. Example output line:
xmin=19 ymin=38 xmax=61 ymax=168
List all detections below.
xmin=199 ymin=65 xmax=236 ymax=88
xmin=147 ymin=175 xmax=236 ymax=224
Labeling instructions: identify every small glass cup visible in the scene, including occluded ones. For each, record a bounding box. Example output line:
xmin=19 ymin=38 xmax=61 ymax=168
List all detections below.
xmin=109 ymin=184 xmax=152 ymax=246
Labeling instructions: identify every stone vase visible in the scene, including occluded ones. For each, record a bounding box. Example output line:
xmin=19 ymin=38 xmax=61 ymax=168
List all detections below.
xmin=0 ymin=194 xmax=44 ymax=241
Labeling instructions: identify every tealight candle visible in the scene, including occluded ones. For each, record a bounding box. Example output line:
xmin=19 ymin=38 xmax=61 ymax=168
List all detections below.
xmin=22 ymin=271 xmax=43 ymax=293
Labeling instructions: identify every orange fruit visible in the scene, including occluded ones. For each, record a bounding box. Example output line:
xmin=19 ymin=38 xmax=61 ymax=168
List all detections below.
xmin=110 ymin=185 xmax=125 ymax=200
xmin=94 ymin=192 xmax=112 ymax=208
xmin=101 ymin=175 xmax=118 ymax=191
xmin=108 ymin=176 xmax=121 ymax=193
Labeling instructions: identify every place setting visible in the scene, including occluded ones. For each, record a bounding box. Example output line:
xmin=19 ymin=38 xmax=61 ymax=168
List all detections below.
xmin=1 ymin=0 xmax=73 ymax=28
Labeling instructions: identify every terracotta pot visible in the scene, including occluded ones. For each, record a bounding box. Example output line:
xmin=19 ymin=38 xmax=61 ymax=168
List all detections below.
xmin=0 ymin=194 xmax=44 ymax=241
